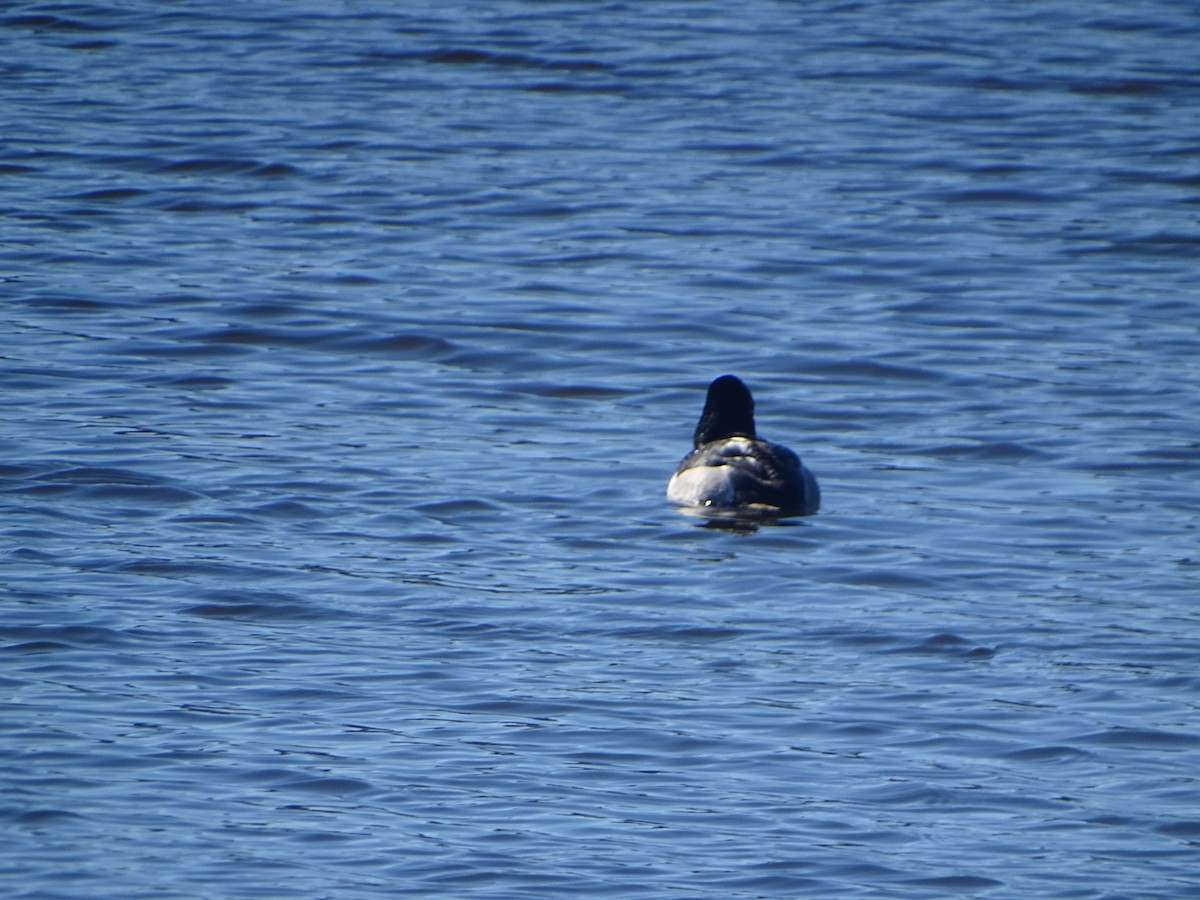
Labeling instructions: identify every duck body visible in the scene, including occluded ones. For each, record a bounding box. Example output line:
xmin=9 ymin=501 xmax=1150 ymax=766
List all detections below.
xmin=666 ymin=375 xmax=819 ymax=517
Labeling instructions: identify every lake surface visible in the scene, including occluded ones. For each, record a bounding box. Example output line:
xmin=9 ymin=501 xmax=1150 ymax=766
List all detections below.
xmin=3 ymin=1 xmax=1199 ymax=897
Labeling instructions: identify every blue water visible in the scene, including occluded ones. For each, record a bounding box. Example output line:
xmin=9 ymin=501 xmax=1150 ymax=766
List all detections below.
xmin=4 ymin=1 xmax=1200 ymax=897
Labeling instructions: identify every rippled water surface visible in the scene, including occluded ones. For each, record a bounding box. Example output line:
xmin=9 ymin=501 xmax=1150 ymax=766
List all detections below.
xmin=4 ymin=2 xmax=1200 ymax=897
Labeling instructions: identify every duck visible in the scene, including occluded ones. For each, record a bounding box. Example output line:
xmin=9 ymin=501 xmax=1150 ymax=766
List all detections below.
xmin=666 ymin=374 xmax=819 ymax=517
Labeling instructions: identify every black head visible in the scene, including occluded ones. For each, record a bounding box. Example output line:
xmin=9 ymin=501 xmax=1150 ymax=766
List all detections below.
xmin=693 ymin=374 xmax=757 ymax=447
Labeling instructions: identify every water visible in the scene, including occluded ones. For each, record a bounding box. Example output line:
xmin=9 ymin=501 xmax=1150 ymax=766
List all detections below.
xmin=3 ymin=1 xmax=1199 ymax=896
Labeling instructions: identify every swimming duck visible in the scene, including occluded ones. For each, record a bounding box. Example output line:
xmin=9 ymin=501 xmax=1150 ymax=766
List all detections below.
xmin=667 ymin=375 xmax=819 ymax=517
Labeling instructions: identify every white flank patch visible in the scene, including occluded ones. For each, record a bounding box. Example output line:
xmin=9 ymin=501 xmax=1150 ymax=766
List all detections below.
xmin=666 ymin=465 xmax=736 ymax=507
